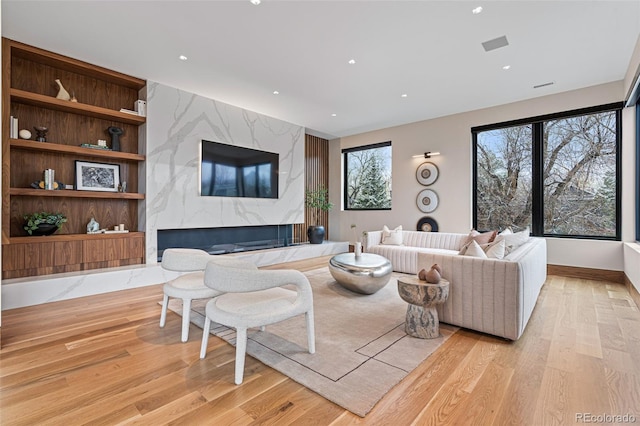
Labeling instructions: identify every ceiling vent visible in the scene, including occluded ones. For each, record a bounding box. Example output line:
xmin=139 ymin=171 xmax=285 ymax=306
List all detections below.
xmin=482 ymin=35 xmax=509 ymax=52
xmin=533 ymin=82 xmax=555 ymax=89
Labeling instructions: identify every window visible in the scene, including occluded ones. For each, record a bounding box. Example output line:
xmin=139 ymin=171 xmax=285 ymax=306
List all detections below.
xmin=473 ymin=104 xmax=621 ymax=239
xmin=343 ymin=141 xmax=392 ymax=210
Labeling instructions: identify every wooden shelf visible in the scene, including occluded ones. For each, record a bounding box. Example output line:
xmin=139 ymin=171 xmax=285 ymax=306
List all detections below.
xmin=10 ymin=39 xmax=145 ymax=90
xmin=7 ymin=231 xmax=144 ymax=244
xmin=10 ymin=188 xmax=145 ymax=200
xmin=10 ymin=139 xmax=145 ymax=161
xmin=10 ymin=89 xmax=146 ymax=125
xmin=3 ymin=38 xmax=146 ymax=278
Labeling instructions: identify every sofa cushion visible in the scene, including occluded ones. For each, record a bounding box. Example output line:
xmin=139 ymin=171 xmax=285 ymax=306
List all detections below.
xmin=460 ymin=229 xmax=497 ymax=252
xmin=463 ymin=240 xmax=488 ymax=258
xmin=482 ymin=239 xmax=506 ymax=259
xmin=495 ymin=227 xmax=530 ymax=254
xmin=382 ymin=225 xmax=403 ymax=245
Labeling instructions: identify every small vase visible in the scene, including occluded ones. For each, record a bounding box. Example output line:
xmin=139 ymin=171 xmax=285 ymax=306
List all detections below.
xmin=87 ymin=217 xmax=99 ymax=233
xmin=55 ymin=79 xmax=71 ymax=101
xmin=107 ymin=126 xmax=124 ymax=151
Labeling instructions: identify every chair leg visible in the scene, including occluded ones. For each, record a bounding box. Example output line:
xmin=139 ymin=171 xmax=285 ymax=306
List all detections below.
xmin=235 ymin=328 xmax=248 ymax=385
xmin=200 ymin=316 xmax=212 ymax=359
xmin=306 ymin=309 xmax=316 ymax=354
xmin=159 ymin=294 xmax=169 ymax=328
xmin=181 ymin=298 xmax=192 ymax=342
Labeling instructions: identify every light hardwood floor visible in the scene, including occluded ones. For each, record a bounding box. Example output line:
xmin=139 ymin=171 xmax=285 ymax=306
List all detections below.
xmin=1 ymin=257 xmax=639 ymax=425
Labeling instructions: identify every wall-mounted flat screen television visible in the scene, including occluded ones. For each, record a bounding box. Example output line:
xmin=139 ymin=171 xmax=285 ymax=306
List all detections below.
xmin=201 ymin=140 xmax=279 ymax=199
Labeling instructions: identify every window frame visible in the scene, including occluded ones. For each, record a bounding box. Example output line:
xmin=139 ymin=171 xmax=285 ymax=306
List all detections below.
xmin=342 ymin=140 xmax=392 ymax=211
xmin=472 ymin=102 xmax=623 ymax=241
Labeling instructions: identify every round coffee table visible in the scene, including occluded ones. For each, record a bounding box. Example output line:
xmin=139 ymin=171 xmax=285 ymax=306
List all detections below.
xmin=328 ymin=253 xmax=393 ymax=295
xmin=397 ymin=276 xmax=449 ymax=338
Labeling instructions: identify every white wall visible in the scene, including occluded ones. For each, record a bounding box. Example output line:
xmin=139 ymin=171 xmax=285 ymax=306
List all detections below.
xmin=145 ymin=82 xmax=305 ymax=263
xmin=623 ymin=34 xmax=640 ymax=295
xmin=331 ymin=81 xmax=628 ymax=270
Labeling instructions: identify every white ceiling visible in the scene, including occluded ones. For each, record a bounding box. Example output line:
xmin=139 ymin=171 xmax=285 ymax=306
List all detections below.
xmin=3 ymin=1 xmax=640 ymax=139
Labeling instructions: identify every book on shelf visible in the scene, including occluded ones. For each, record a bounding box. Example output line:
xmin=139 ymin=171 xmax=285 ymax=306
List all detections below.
xmin=80 ymin=143 xmax=112 ymax=150
xmin=10 ymin=116 xmax=18 ymax=139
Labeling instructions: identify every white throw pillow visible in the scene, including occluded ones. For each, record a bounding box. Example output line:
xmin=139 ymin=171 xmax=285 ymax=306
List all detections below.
xmin=463 ymin=240 xmax=488 ymax=258
xmin=482 ymin=239 xmax=506 ymax=259
xmin=500 ymin=227 xmax=513 ymax=235
xmin=495 ymin=227 xmax=530 ymax=254
xmin=381 ymin=225 xmax=403 ymax=245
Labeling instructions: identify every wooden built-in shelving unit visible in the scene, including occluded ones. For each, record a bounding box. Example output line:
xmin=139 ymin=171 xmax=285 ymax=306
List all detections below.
xmin=2 ymin=38 xmax=147 ymax=278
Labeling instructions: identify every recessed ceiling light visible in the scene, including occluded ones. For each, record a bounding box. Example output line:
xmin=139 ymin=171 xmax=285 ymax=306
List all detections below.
xmin=273 ymin=90 xmax=279 ymax=95
xmin=348 ymin=59 xmax=356 ymax=65
xmin=401 ymin=94 xmax=408 ymax=98
xmin=331 ymin=113 xmax=337 ymax=117
xmin=472 ymin=6 xmax=483 ymax=14
xmin=179 ymin=55 xmax=188 ymax=61
xmin=502 ymin=65 xmax=511 ymax=70
xmin=250 ymin=0 xmax=261 ymax=5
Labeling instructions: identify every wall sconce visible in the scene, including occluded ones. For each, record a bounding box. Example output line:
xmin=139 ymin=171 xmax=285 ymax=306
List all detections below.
xmin=412 ymin=151 xmax=441 ymax=159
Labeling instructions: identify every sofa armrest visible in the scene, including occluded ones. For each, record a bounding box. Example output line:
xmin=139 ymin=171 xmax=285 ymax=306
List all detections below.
xmin=364 ymin=231 xmax=383 ymax=250
xmin=417 ymin=238 xmax=547 ymax=340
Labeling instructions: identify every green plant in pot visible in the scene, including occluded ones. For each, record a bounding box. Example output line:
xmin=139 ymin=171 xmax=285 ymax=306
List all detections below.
xmin=305 ymin=186 xmax=333 ymax=244
xmin=23 ymin=211 xmax=67 ymax=236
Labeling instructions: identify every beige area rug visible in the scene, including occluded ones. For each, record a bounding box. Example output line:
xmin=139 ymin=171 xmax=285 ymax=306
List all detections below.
xmin=168 ymin=267 xmax=457 ymax=417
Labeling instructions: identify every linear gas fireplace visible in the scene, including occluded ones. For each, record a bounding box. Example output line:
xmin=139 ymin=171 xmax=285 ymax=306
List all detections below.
xmin=157 ymin=225 xmax=295 ymax=261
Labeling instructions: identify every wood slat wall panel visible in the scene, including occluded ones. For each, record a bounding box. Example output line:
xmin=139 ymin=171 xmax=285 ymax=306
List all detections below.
xmin=293 ymin=134 xmax=330 ymax=243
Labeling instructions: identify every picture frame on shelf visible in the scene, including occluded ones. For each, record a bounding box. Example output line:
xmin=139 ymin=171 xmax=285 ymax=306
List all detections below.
xmin=75 ymin=160 xmax=120 ymax=192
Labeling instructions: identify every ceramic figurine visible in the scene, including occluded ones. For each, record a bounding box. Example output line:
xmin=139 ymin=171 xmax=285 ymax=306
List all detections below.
xmin=18 ymin=129 xmax=32 ymax=139
xmin=70 ymin=91 xmax=78 ymax=102
xmin=55 ymin=79 xmax=71 ymax=101
xmin=425 ymin=265 xmax=441 ymax=284
xmin=34 ymin=126 xmax=48 ymax=142
xmin=107 ymin=126 xmax=123 ymax=151
xmin=418 ymin=268 xmax=428 ymax=281
xmin=86 ymin=217 xmax=99 ymax=233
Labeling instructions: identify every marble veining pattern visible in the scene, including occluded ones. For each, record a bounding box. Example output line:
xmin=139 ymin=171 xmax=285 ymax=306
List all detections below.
xmin=145 ymin=82 xmax=305 ymax=263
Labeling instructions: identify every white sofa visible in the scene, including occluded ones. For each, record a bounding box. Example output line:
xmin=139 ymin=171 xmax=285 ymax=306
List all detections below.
xmin=364 ymin=230 xmax=547 ymax=340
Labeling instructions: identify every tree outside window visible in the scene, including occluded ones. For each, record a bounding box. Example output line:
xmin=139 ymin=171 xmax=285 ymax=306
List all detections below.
xmin=343 ymin=142 xmax=392 ymax=210
xmin=474 ymin=106 xmax=620 ymax=239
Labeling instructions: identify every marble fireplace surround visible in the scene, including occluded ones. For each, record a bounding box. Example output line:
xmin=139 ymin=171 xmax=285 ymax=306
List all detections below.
xmin=144 ymin=82 xmax=306 ymax=264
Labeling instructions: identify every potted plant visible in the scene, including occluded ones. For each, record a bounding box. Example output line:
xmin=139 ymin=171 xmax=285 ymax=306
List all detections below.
xmin=305 ymin=186 xmax=333 ymax=244
xmin=23 ymin=211 xmax=67 ymax=236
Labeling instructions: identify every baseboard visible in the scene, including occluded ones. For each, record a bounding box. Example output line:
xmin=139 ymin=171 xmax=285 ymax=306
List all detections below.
xmin=624 ymin=275 xmax=640 ymax=309
xmin=547 ymin=264 xmax=624 ymax=284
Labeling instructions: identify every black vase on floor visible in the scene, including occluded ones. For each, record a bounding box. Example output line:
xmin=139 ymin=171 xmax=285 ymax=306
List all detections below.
xmin=307 ymin=225 xmax=325 ymax=244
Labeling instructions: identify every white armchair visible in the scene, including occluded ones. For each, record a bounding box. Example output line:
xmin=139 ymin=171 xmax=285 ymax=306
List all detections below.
xmin=199 ymin=260 xmax=315 ymax=384
xmin=160 ymin=248 xmax=219 ymax=342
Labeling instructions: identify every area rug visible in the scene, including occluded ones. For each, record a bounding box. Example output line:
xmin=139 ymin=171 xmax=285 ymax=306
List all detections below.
xmin=167 ymin=267 xmax=457 ymax=417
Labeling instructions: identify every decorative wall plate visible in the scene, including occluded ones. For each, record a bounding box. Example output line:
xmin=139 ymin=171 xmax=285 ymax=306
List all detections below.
xmin=417 ymin=216 xmax=439 ymax=232
xmin=416 ymin=189 xmax=438 ymax=213
xmin=416 ymin=162 xmax=439 ymax=186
